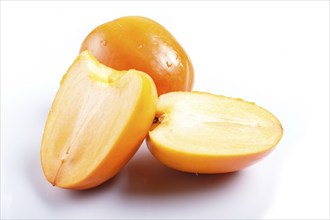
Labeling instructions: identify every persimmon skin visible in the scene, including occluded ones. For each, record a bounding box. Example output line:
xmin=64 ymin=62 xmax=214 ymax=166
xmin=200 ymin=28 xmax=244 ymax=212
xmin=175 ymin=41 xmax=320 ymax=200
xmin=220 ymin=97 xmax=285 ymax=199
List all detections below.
xmin=80 ymin=16 xmax=194 ymax=95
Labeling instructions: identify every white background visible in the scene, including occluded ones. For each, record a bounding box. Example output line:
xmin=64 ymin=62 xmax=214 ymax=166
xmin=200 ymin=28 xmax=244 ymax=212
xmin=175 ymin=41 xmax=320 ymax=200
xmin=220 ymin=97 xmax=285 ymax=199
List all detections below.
xmin=1 ymin=1 xmax=329 ymax=219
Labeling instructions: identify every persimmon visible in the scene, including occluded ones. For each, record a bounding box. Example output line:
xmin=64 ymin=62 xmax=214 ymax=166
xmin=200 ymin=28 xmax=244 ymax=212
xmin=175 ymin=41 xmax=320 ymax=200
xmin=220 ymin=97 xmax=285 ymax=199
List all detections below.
xmin=80 ymin=16 xmax=194 ymax=95
xmin=147 ymin=92 xmax=283 ymax=173
xmin=40 ymin=51 xmax=157 ymax=189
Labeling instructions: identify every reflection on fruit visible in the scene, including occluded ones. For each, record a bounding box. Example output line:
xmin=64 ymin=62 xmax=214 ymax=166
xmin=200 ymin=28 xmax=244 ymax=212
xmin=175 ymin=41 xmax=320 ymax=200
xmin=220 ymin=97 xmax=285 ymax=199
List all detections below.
xmin=40 ymin=51 xmax=157 ymax=189
xmin=80 ymin=16 xmax=194 ymax=96
xmin=147 ymin=92 xmax=283 ymax=174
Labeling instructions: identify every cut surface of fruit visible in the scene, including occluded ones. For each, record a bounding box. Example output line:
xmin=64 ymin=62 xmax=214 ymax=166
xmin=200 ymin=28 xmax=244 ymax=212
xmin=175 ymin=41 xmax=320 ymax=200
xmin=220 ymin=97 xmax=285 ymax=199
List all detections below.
xmin=40 ymin=51 xmax=157 ymax=189
xmin=147 ymin=92 xmax=283 ymax=173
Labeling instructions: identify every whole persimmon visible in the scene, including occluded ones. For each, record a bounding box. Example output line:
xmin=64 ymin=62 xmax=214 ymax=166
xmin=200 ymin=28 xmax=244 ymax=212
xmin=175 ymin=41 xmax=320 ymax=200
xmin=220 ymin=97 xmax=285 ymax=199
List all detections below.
xmin=80 ymin=16 xmax=194 ymax=95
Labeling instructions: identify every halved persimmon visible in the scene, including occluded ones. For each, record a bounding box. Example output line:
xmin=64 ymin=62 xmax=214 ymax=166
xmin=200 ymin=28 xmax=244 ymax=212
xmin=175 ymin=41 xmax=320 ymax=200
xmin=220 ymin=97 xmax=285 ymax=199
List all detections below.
xmin=147 ymin=92 xmax=283 ymax=173
xmin=40 ymin=51 xmax=157 ymax=189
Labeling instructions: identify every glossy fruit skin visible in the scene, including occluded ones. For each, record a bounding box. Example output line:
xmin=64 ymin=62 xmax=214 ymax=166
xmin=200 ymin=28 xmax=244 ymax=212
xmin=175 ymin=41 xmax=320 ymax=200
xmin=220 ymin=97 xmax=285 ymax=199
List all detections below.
xmin=80 ymin=16 xmax=194 ymax=95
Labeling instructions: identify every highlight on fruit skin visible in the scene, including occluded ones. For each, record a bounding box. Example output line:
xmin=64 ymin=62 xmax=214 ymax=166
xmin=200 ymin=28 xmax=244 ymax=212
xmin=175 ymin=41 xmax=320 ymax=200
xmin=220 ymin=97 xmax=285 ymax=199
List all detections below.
xmin=40 ymin=50 xmax=158 ymax=190
xmin=147 ymin=91 xmax=283 ymax=174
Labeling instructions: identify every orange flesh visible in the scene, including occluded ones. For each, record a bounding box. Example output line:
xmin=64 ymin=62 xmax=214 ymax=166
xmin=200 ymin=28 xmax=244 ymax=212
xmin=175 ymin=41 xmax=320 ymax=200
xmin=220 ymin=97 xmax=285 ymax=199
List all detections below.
xmin=147 ymin=92 xmax=283 ymax=173
xmin=40 ymin=51 xmax=157 ymax=189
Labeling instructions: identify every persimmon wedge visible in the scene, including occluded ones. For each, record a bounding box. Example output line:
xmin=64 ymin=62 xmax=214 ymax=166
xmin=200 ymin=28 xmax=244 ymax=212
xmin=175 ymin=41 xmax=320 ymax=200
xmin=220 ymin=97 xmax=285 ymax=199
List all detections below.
xmin=40 ymin=51 xmax=157 ymax=190
xmin=147 ymin=92 xmax=283 ymax=174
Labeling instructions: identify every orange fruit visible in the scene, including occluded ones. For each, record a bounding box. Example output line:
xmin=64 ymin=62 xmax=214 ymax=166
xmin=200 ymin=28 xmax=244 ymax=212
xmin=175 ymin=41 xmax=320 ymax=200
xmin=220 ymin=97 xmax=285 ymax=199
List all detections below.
xmin=80 ymin=16 xmax=194 ymax=95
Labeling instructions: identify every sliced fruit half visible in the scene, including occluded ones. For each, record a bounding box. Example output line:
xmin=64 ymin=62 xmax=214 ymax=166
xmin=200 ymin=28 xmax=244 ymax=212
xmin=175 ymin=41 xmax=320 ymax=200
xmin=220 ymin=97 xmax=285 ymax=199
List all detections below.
xmin=40 ymin=51 xmax=157 ymax=189
xmin=147 ymin=92 xmax=283 ymax=174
